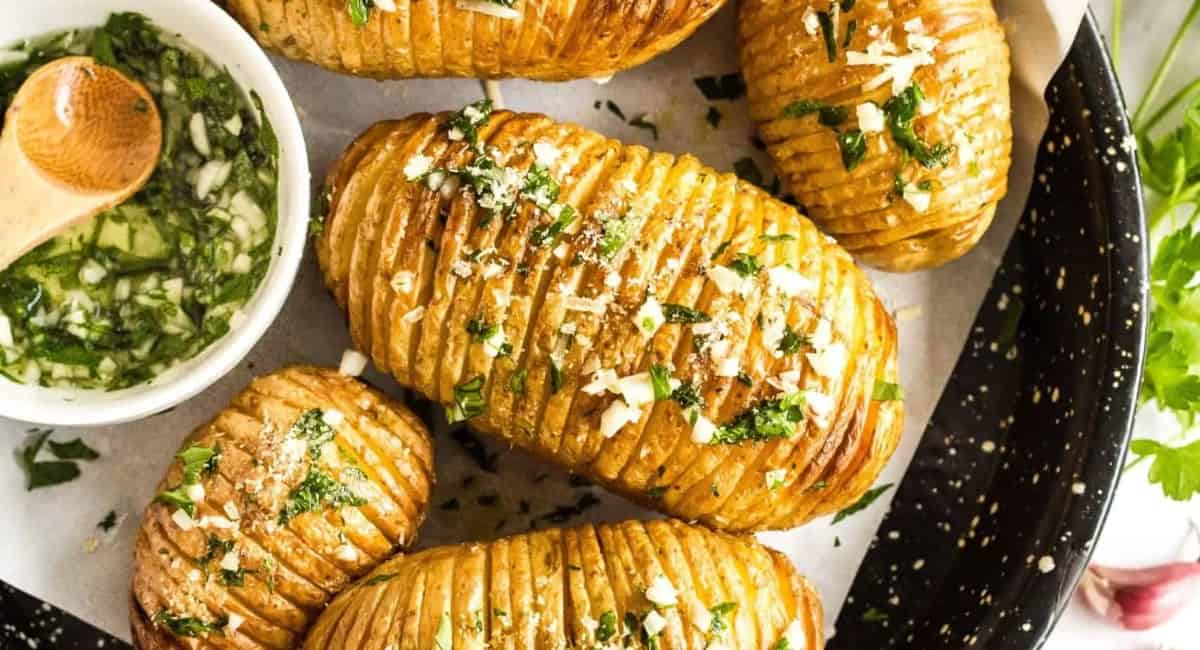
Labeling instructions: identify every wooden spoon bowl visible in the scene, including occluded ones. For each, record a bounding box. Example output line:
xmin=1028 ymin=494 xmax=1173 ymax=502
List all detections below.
xmin=0 ymin=56 xmax=162 ymax=270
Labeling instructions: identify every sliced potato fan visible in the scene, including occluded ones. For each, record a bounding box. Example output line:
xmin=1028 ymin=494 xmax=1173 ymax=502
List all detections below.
xmin=738 ymin=0 xmax=1013 ymax=271
xmin=130 ymin=365 xmax=434 ymax=649
xmin=304 ymin=519 xmax=824 ymax=649
xmin=314 ymin=104 xmax=903 ymax=533
xmin=221 ymin=0 xmax=725 ymax=81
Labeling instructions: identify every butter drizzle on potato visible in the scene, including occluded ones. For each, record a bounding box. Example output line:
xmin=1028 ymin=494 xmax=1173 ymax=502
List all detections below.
xmin=315 ymin=105 xmax=903 ymax=533
xmin=220 ymin=0 xmax=725 ymax=81
xmin=303 ymin=519 xmax=824 ymax=650
xmin=130 ymin=365 xmax=434 ymax=648
xmin=739 ymin=0 xmax=1013 ymax=271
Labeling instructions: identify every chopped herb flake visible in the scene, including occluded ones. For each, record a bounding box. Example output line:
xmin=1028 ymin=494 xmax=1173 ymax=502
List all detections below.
xmin=832 ymin=482 xmax=894 ymax=524
xmin=837 ymin=129 xmax=868 ymax=171
xmin=871 ymin=380 xmax=903 ymax=401
xmin=710 ymin=392 xmax=806 ymax=445
xmin=883 ymin=85 xmax=952 ymax=168
xmin=279 ymin=469 xmax=366 ymax=524
xmin=693 ymin=73 xmax=746 ymax=100
xmin=663 ymin=303 xmax=710 ymax=323
xmin=649 ymin=365 xmax=674 ymax=401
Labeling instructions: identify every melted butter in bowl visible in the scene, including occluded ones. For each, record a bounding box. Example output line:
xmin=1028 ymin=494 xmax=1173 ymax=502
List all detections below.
xmin=0 ymin=0 xmax=308 ymax=426
xmin=0 ymin=14 xmax=279 ymax=390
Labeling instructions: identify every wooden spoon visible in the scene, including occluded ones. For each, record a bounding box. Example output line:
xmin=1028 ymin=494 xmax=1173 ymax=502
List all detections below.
xmin=0 ymin=56 xmax=162 ymax=272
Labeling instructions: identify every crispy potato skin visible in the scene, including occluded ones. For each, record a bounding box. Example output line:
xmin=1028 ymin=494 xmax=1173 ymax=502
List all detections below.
xmin=738 ymin=0 xmax=1013 ymax=271
xmin=315 ymin=110 xmax=902 ymax=532
xmin=219 ymin=0 xmax=724 ymax=81
xmin=130 ymin=366 xmax=435 ymax=649
xmin=303 ymin=519 xmax=824 ymax=649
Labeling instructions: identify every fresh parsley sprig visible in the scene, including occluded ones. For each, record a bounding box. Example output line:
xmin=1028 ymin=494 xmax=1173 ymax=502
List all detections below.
xmin=1115 ymin=0 xmax=1200 ymax=500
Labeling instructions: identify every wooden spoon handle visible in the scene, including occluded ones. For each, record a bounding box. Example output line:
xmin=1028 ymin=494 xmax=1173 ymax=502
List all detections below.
xmin=0 ymin=131 xmax=125 ymax=270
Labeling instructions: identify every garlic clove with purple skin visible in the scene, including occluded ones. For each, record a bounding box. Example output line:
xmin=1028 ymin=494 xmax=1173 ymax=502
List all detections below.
xmin=1078 ymin=563 xmax=1200 ymax=630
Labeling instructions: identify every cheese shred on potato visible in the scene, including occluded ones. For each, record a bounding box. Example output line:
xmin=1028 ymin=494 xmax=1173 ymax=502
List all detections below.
xmin=130 ymin=366 xmax=434 ymax=649
xmin=221 ymin=0 xmax=725 ymax=81
xmin=739 ymin=0 xmax=1013 ymax=271
xmin=304 ymin=519 xmax=824 ymax=649
xmin=315 ymin=106 xmax=903 ymax=533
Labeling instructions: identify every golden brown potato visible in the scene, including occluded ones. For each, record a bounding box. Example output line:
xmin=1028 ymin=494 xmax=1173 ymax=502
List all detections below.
xmin=130 ymin=365 xmax=435 ymax=649
xmin=221 ymin=0 xmax=725 ymax=81
xmin=314 ymin=105 xmax=902 ymax=532
xmin=738 ymin=0 xmax=1013 ymax=271
xmin=304 ymin=519 xmax=824 ymax=649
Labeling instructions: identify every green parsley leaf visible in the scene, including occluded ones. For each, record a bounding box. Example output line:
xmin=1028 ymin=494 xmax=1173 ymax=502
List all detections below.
xmin=726 ymin=253 xmax=762 ymax=278
xmin=596 ymin=610 xmax=618 ymax=642
xmin=710 ymin=392 xmax=806 ymax=445
xmin=47 ymin=438 xmax=99 ymax=460
xmin=347 ymin=0 xmax=374 ymax=26
xmin=453 ymin=375 xmax=488 ymax=420
xmin=24 ymin=460 xmax=80 ymax=491
xmin=446 ymin=100 xmax=492 ymax=145
xmin=872 ymin=380 xmax=904 ymax=401
xmin=671 ymin=382 xmax=703 ymax=409
xmin=550 ymin=361 xmax=565 ymax=393
xmin=817 ymin=11 xmax=837 ymax=61
xmin=647 ymin=485 xmax=668 ymax=499
xmin=694 ymin=73 xmax=746 ymax=101
xmin=831 ymin=482 xmax=894 ymax=524
xmin=1131 ymin=439 xmax=1200 ymax=501
xmin=663 ymin=303 xmax=710 ymax=323
xmin=709 ymin=601 xmax=738 ymax=632
xmin=706 ymin=106 xmax=723 ymax=128
xmin=606 ymin=100 xmax=626 ymax=121
xmin=597 ymin=212 xmax=634 ymax=260
xmin=649 ymin=365 xmax=674 ymax=401
xmin=279 ymin=469 xmax=366 ymax=525
xmin=837 ymin=129 xmax=868 ymax=171
xmin=153 ymin=610 xmax=225 ymax=638
xmin=466 ymin=316 xmax=499 ymax=343
xmin=508 ymin=368 xmax=528 ymax=395
xmin=98 ymin=510 xmax=118 ymax=532
xmin=778 ymin=327 xmax=811 ymax=355
xmin=155 ymin=488 xmax=196 ymax=517
xmin=289 ymin=410 xmax=334 ymax=459
xmin=883 ymin=85 xmax=953 ymax=168
xmin=629 ymin=114 xmax=659 ymax=140
xmin=759 ymin=233 xmax=796 ymax=242
xmin=530 ymin=204 xmax=577 ymax=247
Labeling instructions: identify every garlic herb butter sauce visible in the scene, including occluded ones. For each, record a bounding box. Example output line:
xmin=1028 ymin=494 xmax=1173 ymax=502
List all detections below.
xmin=0 ymin=13 xmax=279 ymax=390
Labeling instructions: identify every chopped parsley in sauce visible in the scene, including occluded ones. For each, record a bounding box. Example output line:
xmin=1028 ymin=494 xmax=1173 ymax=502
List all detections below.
xmin=0 ymin=13 xmax=279 ymax=390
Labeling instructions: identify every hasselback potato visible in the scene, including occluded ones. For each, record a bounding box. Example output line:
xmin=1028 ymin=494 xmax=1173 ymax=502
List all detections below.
xmin=314 ymin=104 xmax=903 ymax=532
xmin=221 ymin=0 xmax=724 ymax=81
xmin=130 ymin=366 xmax=435 ymax=649
xmin=738 ymin=0 xmax=1012 ymax=271
xmin=304 ymin=519 xmax=824 ymax=649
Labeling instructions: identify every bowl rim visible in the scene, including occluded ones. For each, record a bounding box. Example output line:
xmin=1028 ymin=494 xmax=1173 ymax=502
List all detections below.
xmin=0 ymin=0 xmax=310 ymax=427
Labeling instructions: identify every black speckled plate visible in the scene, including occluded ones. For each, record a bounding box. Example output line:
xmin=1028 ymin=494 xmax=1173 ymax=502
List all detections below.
xmin=0 ymin=10 xmax=1147 ymax=650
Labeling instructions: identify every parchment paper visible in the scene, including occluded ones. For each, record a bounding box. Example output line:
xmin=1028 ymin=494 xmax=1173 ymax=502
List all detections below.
xmin=0 ymin=1 xmax=1088 ymax=642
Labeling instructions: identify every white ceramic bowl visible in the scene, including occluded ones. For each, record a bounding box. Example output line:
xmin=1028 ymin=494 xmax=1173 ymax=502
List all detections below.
xmin=0 ymin=0 xmax=309 ymax=426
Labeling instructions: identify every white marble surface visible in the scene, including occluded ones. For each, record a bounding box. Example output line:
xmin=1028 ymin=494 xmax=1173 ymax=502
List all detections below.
xmin=1045 ymin=3 xmax=1200 ymax=649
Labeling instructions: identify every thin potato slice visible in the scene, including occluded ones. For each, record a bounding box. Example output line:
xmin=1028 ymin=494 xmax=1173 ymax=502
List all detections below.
xmin=222 ymin=0 xmax=725 ymax=81
xmin=130 ymin=366 xmax=434 ymax=649
xmin=738 ymin=0 xmax=1013 ymax=271
xmin=315 ymin=106 xmax=903 ymax=532
xmin=303 ymin=519 xmax=824 ymax=649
